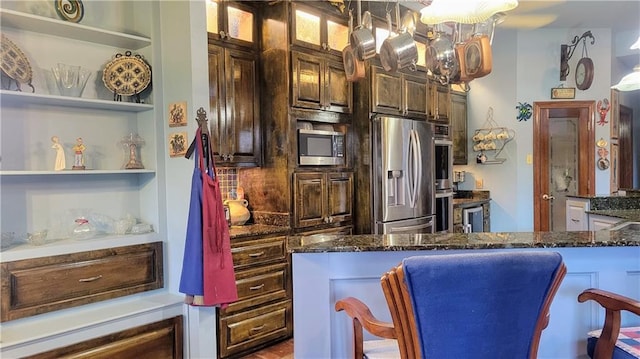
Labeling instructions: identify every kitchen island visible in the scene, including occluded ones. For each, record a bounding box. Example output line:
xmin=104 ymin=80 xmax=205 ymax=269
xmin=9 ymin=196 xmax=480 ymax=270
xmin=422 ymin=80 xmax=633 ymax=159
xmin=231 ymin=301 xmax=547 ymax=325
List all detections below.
xmin=287 ymin=228 xmax=640 ymax=359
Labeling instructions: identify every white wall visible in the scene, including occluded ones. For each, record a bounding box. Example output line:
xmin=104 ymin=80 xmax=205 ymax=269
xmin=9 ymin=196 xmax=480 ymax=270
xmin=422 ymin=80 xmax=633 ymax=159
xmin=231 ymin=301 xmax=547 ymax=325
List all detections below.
xmin=458 ymin=27 xmax=618 ymax=231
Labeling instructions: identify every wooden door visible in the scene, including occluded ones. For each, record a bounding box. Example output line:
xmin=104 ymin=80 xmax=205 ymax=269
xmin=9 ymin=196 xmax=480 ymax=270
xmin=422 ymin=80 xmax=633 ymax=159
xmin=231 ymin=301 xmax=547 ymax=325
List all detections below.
xmin=450 ymin=91 xmax=468 ymax=165
xmin=208 ymin=43 xmax=226 ymax=159
xmin=326 ymin=172 xmax=353 ymax=224
xmin=371 ymin=66 xmax=402 ymax=115
xmin=291 ymin=51 xmax=324 ymax=111
xmin=325 ymin=58 xmax=352 ymax=113
xmin=403 ymin=73 xmax=428 ymax=118
xmin=618 ymin=105 xmax=633 ymax=189
xmin=428 ymin=80 xmax=450 ymax=124
xmin=293 ymin=172 xmax=326 ymax=228
xmin=533 ymin=101 xmax=595 ymax=232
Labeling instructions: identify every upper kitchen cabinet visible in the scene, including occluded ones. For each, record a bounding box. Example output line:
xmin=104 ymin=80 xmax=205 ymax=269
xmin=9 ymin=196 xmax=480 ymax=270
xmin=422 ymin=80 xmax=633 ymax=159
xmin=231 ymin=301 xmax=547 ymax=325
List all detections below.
xmin=370 ymin=65 xmax=428 ymax=119
xmin=291 ymin=51 xmax=352 ymax=114
xmin=428 ymin=79 xmax=451 ymax=124
xmin=293 ymin=171 xmax=353 ymax=230
xmin=206 ymin=1 xmax=260 ymax=167
xmin=208 ymin=43 xmax=261 ymax=167
xmin=206 ymin=0 xmax=258 ymax=50
xmin=290 ymin=2 xmax=349 ymax=57
xmin=450 ymin=90 xmax=468 ymax=165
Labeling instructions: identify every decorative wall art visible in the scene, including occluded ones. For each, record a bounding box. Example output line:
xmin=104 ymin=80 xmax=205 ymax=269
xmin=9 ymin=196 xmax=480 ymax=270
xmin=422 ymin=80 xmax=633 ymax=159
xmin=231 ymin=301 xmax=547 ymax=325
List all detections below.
xmin=597 ymin=98 xmax=610 ymax=126
xmin=596 ymin=138 xmax=610 ymax=170
xmin=169 ymin=132 xmax=188 ymax=158
xmin=610 ymin=90 xmax=619 ymax=139
xmin=1 ymin=34 xmax=35 ymax=92
xmin=102 ymin=51 xmax=151 ymax=103
xmin=516 ymin=102 xmax=532 ymax=121
xmin=55 ymin=0 xmax=84 ymax=23
xmin=169 ymin=101 xmax=188 ymax=127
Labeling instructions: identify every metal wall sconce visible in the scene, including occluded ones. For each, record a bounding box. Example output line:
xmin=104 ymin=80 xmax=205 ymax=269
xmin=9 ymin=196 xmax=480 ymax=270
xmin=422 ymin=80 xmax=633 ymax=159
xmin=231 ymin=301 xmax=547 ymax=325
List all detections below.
xmin=560 ymin=31 xmax=595 ymax=81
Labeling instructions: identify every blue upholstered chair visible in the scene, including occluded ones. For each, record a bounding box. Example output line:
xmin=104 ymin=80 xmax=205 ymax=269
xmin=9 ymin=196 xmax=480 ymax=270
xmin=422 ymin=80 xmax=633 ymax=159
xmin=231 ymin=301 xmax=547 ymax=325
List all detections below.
xmin=578 ymin=289 xmax=640 ymax=359
xmin=335 ymin=251 xmax=566 ymax=359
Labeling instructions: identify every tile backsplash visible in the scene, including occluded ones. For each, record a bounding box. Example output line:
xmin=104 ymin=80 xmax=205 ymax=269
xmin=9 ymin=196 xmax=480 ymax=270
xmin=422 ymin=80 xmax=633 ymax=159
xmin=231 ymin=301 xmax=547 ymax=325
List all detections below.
xmin=217 ymin=168 xmax=238 ymax=200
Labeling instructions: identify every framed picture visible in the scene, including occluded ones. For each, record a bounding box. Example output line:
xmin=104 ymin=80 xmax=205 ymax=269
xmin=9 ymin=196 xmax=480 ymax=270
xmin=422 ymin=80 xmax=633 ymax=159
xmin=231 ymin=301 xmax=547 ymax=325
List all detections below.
xmin=610 ymin=89 xmax=619 ymax=139
xmin=168 ymin=132 xmax=188 ymax=157
xmin=550 ymin=87 xmax=575 ymax=99
xmin=610 ymin=142 xmax=619 ymax=194
xmin=168 ymin=101 xmax=188 ymax=127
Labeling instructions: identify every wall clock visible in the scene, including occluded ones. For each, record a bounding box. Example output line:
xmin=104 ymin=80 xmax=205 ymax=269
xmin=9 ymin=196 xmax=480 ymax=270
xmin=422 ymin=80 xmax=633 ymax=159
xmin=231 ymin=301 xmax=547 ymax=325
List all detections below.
xmin=575 ymin=57 xmax=594 ymax=90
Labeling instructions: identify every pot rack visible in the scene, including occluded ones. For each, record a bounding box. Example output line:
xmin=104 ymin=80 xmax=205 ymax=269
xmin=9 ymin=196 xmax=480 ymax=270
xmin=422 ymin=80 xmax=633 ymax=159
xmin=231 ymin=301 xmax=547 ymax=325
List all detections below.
xmin=472 ymin=107 xmax=516 ymax=164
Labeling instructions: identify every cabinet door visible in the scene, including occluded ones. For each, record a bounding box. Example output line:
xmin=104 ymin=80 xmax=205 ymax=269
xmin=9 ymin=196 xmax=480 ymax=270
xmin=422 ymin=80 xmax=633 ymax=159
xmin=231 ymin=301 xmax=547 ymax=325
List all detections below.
xmin=371 ymin=66 xmax=402 ymax=115
xmin=207 ymin=1 xmax=257 ymax=49
xmin=325 ymin=59 xmax=352 ymax=113
xmin=208 ymin=43 xmax=227 ymax=159
xmin=291 ymin=51 xmax=324 ymax=111
xmin=566 ymin=199 xmax=589 ymax=231
xmin=450 ymin=91 xmax=468 ymax=165
xmin=403 ymin=74 xmax=428 ymax=118
xmin=327 ymin=172 xmax=353 ymax=224
xmin=293 ymin=172 xmax=327 ymax=228
xmin=588 ymin=214 xmax=619 ymax=231
xmin=428 ymin=80 xmax=450 ymax=124
xmin=291 ymin=3 xmax=348 ymax=57
xmin=224 ymin=48 xmax=261 ymax=166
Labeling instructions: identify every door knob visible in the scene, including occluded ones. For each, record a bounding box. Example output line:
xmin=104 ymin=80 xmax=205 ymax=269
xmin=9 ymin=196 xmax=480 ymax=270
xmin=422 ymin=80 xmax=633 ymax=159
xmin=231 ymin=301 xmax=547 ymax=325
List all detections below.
xmin=542 ymin=194 xmax=555 ymax=200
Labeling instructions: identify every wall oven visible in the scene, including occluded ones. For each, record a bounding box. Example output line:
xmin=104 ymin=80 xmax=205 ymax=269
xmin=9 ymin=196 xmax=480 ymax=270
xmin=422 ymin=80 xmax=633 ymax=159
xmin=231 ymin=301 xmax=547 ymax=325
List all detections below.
xmin=432 ymin=124 xmax=453 ymax=232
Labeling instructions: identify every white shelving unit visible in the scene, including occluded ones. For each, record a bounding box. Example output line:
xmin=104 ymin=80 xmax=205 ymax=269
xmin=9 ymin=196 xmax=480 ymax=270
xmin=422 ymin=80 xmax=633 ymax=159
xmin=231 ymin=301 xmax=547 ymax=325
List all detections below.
xmin=0 ymin=3 xmax=161 ymax=252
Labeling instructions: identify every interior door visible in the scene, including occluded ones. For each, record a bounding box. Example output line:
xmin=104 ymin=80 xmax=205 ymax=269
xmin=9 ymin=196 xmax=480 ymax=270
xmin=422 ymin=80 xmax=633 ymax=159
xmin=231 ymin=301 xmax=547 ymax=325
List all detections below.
xmin=533 ymin=101 xmax=595 ymax=232
xmin=618 ymin=105 xmax=634 ymax=189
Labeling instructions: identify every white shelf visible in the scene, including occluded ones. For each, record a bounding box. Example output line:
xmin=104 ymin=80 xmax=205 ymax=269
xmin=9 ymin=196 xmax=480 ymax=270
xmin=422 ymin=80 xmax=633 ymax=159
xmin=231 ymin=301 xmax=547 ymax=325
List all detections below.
xmin=0 ymin=90 xmax=154 ymax=112
xmin=0 ymin=169 xmax=155 ymax=176
xmin=0 ymin=9 xmax=151 ymax=49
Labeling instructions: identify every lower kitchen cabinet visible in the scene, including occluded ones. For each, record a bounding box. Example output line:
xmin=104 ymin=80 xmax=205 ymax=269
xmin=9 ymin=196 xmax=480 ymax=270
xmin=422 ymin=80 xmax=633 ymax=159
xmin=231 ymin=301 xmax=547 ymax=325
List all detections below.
xmin=566 ymin=198 xmax=590 ymax=231
xmin=24 ymin=316 xmax=183 ymax=359
xmin=218 ymin=235 xmax=292 ymax=358
xmin=293 ymin=171 xmax=353 ymax=229
xmin=588 ymin=213 xmax=621 ymax=231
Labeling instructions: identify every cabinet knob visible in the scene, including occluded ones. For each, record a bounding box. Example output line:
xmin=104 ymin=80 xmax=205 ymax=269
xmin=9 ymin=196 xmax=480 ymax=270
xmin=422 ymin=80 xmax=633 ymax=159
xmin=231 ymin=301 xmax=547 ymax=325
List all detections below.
xmin=322 ymin=43 xmax=328 ymax=51
xmin=219 ymin=30 xmax=228 ymax=40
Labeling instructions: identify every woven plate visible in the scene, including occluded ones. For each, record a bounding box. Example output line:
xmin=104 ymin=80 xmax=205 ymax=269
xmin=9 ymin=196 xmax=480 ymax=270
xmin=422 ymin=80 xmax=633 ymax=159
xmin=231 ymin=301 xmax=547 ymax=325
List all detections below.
xmin=102 ymin=51 xmax=151 ymax=96
xmin=1 ymin=34 xmax=34 ymax=90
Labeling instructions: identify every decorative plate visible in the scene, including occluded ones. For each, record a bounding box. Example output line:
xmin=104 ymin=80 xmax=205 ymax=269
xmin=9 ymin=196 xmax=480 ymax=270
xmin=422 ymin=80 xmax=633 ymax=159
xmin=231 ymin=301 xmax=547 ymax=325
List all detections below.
xmin=102 ymin=51 xmax=151 ymax=96
xmin=1 ymin=34 xmax=34 ymax=92
xmin=55 ymin=0 xmax=84 ymax=23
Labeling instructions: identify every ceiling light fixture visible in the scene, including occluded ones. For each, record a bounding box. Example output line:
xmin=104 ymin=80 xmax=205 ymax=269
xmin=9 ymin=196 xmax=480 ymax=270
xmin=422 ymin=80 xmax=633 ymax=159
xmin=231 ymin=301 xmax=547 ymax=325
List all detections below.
xmin=612 ymin=65 xmax=640 ymax=91
xmin=630 ymin=36 xmax=640 ymax=50
xmin=419 ymin=0 xmax=518 ymax=25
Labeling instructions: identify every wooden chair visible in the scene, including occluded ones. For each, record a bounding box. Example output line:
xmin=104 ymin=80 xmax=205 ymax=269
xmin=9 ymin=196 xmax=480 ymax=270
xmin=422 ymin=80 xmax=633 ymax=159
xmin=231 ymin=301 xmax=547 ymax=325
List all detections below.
xmin=578 ymin=289 xmax=640 ymax=359
xmin=335 ymin=251 xmax=567 ymax=359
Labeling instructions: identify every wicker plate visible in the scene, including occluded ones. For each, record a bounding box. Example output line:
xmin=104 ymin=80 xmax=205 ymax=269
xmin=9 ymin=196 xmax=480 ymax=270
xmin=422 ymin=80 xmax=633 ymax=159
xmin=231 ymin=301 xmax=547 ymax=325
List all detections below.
xmin=102 ymin=51 xmax=151 ymax=96
xmin=1 ymin=34 xmax=34 ymax=91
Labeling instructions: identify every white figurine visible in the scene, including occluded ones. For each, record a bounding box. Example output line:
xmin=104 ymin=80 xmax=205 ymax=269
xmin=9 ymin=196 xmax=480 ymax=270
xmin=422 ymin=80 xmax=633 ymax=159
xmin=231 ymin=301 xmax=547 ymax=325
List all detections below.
xmin=51 ymin=136 xmax=65 ymax=171
xmin=72 ymin=137 xmax=86 ymax=170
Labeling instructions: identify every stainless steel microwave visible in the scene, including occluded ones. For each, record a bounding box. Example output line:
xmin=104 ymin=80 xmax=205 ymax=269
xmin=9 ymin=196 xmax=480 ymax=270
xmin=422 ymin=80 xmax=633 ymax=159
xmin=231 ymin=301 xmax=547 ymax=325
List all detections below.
xmin=297 ymin=128 xmax=345 ymax=166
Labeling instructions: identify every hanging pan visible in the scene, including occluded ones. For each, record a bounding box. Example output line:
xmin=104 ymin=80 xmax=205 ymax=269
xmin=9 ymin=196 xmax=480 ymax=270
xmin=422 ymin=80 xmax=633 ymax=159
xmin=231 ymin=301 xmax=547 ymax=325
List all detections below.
xmin=380 ymin=3 xmax=418 ymax=73
xmin=350 ymin=0 xmax=376 ymax=61
xmin=343 ymin=10 xmax=365 ymax=81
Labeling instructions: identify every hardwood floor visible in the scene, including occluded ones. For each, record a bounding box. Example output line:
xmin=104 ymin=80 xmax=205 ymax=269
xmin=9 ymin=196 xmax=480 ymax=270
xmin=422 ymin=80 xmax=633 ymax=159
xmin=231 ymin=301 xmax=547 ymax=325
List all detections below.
xmin=238 ymin=338 xmax=293 ymax=359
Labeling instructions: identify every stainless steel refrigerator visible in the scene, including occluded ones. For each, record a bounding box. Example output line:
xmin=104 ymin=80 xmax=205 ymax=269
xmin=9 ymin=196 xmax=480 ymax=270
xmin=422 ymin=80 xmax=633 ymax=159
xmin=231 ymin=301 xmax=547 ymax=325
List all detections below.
xmin=372 ymin=115 xmax=435 ymax=234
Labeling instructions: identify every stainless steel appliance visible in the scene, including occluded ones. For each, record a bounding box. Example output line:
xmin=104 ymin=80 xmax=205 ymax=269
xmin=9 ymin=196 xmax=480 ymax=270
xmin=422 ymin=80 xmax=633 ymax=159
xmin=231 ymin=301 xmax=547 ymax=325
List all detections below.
xmin=297 ymin=128 xmax=345 ymax=166
xmin=463 ymin=206 xmax=484 ymax=233
xmin=433 ymin=124 xmax=453 ymax=232
xmin=372 ymin=116 xmax=434 ymax=234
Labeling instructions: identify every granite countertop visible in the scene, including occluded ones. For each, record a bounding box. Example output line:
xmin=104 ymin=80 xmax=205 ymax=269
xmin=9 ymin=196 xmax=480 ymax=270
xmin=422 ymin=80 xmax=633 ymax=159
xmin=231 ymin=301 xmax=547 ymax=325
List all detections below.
xmin=453 ymin=190 xmax=490 ymax=208
xmin=287 ymin=228 xmax=640 ymax=253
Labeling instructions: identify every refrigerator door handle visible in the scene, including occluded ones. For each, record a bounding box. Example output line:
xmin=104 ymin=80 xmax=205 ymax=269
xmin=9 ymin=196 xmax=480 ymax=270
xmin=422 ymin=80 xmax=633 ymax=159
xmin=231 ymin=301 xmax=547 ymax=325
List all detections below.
xmin=406 ymin=129 xmax=417 ymax=208
xmin=413 ymin=128 xmax=422 ymax=203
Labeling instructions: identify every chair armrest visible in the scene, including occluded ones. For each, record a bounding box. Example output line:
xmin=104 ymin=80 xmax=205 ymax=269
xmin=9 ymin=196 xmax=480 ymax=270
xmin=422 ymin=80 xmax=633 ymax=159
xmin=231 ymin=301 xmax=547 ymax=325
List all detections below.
xmin=335 ymin=297 xmax=396 ymax=339
xmin=578 ymin=288 xmax=640 ymax=359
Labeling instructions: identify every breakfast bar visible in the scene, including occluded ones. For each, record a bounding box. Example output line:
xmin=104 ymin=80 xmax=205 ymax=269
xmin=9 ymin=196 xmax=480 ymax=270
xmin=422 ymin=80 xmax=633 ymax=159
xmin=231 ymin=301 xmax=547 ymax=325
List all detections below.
xmin=287 ymin=228 xmax=640 ymax=359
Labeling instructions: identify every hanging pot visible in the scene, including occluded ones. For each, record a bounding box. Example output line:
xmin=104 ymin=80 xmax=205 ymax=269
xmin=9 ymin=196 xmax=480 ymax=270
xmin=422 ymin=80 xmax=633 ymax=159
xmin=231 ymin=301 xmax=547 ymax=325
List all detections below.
xmin=380 ymin=5 xmax=418 ymax=73
xmin=426 ymin=30 xmax=457 ymax=83
xmin=349 ymin=0 xmax=375 ymax=61
xmin=343 ymin=10 xmax=365 ymax=81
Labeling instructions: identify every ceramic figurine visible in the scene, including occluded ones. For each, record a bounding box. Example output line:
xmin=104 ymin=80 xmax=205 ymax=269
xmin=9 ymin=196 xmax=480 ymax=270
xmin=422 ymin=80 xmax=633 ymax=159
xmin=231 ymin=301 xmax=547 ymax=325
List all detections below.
xmin=51 ymin=136 xmax=66 ymax=171
xmin=72 ymin=137 xmax=86 ymax=169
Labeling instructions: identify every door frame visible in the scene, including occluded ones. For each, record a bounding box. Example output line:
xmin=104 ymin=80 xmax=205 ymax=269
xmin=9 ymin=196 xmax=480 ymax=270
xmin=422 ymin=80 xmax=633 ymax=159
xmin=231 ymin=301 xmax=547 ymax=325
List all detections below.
xmin=618 ymin=104 xmax=633 ymax=189
xmin=533 ymin=101 xmax=595 ymax=231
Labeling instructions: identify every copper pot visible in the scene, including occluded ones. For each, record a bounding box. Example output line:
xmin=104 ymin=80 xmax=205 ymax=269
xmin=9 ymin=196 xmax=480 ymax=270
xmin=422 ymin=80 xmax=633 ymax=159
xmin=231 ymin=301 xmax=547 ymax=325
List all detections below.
xmin=343 ymin=10 xmax=365 ymax=81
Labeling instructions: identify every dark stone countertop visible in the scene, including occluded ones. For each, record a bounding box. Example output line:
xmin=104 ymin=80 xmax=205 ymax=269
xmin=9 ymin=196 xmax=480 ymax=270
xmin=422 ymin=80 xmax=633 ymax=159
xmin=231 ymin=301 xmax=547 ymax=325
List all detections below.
xmin=453 ymin=190 xmax=490 ymax=208
xmin=230 ymin=224 xmax=290 ymax=240
xmin=287 ymin=228 xmax=640 ymax=253
xmin=585 ymin=209 xmax=640 ymax=221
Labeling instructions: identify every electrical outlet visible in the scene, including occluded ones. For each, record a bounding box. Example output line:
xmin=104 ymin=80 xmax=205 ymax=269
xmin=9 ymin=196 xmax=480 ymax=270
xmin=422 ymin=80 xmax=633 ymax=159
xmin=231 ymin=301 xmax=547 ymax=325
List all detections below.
xmin=476 ymin=178 xmax=483 ymax=189
xmin=526 ymin=154 xmax=533 ymax=165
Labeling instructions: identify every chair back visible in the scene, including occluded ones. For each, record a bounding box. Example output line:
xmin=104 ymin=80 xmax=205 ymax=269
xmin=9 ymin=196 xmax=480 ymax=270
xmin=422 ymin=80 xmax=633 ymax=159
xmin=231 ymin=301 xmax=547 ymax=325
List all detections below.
xmin=381 ymin=251 xmax=566 ymax=359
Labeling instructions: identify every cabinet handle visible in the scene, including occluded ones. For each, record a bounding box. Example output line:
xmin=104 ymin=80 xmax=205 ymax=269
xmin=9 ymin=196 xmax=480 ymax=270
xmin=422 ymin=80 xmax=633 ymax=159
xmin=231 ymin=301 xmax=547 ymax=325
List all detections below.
xmin=79 ymin=275 xmax=103 ymax=282
xmin=248 ymin=251 xmax=265 ymax=258
xmin=250 ymin=325 xmax=266 ymax=333
xmin=571 ymin=219 xmax=580 ymax=222
xmin=250 ymin=284 xmax=265 ymax=291
xmin=219 ymin=30 xmax=228 ymax=40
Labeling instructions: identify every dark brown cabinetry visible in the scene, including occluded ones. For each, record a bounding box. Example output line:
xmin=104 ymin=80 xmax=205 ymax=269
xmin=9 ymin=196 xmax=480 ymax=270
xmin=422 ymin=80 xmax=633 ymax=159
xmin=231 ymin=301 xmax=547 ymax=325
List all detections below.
xmin=371 ymin=65 xmax=428 ymax=119
xmin=291 ymin=51 xmax=352 ymax=113
xmin=1 ymin=242 xmax=163 ymax=322
xmin=451 ymin=90 xmax=468 ymax=165
xmin=293 ymin=171 xmax=354 ymax=229
xmin=428 ymin=79 xmax=451 ymax=124
xmin=207 ymin=1 xmax=260 ymax=167
xmin=290 ymin=2 xmax=349 ymax=57
xmin=218 ymin=235 xmax=292 ymax=358
xmin=25 ymin=316 xmax=183 ymax=359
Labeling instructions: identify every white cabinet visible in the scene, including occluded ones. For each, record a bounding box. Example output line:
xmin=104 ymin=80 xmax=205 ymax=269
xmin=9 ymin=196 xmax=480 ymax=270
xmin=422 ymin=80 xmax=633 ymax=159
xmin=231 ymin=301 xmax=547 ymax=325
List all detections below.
xmin=565 ymin=198 xmax=590 ymax=231
xmin=588 ymin=214 xmax=621 ymax=231
xmin=0 ymin=6 xmax=161 ymax=249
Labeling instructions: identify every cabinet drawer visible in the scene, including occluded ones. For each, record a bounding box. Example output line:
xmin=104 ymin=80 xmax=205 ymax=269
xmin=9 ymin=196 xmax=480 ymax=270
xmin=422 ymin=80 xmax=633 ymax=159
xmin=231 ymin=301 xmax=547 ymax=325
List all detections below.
xmin=221 ymin=263 xmax=289 ymax=315
xmin=218 ymin=300 xmax=292 ymax=358
xmin=231 ymin=236 xmax=286 ymax=268
xmin=25 ymin=316 xmax=183 ymax=359
xmin=1 ymin=242 xmax=163 ymax=322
